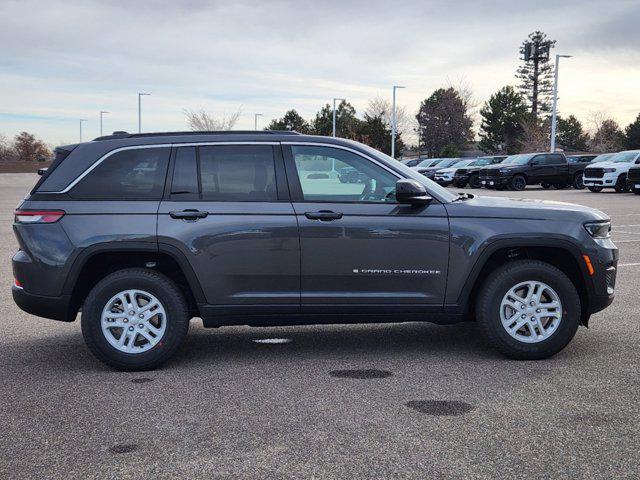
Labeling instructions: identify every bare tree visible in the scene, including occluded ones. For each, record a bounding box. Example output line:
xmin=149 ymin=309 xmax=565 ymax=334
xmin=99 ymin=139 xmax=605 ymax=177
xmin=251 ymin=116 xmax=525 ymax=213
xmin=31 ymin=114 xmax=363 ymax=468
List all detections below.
xmin=184 ymin=108 xmax=242 ymax=131
xmin=587 ymin=112 xmax=625 ymax=153
xmin=365 ymin=97 xmax=410 ymax=135
xmin=519 ymin=118 xmax=550 ymax=153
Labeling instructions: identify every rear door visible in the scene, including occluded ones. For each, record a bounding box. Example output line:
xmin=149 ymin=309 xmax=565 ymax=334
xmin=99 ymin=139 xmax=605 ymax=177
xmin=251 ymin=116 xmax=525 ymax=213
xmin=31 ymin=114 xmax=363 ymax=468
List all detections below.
xmin=157 ymin=143 xmax=300 ymax=315
xmin=529 ymin=154 xmax=554 ymax=183
xmin=282 ymin=143 xmax=450 ymax=314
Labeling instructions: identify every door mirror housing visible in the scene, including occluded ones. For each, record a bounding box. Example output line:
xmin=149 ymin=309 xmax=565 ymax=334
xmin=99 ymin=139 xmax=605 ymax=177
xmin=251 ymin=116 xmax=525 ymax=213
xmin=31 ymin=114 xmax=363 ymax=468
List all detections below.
xmin=395 ymin=179 xmax=432 ymax=205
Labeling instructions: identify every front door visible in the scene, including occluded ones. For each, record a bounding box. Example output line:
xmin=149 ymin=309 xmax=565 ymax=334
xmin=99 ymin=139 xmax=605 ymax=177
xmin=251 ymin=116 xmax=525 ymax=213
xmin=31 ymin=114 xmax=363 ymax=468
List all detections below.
xmin=283 ymin=144 xmax=450 ymax=314
xmin=157 ymin=143 xmax=300 ymax=315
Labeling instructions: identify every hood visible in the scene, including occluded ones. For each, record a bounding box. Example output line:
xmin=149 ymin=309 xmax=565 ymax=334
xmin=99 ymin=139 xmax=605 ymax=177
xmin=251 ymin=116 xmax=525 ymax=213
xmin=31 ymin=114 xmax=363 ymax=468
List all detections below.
xmin=585 ymin=161 xmax=619 ymax=169
xmin=482 ymin=163 xmax=521 ymax=171
xmin=436 ymin=167 xmax=457 ymax=174
xmin=448 ymin=195 xmax=609 ymax=222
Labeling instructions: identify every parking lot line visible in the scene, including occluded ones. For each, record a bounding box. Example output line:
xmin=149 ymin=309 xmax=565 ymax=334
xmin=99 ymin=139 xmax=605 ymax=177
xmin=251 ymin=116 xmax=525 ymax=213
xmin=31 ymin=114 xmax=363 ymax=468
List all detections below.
xmin=618 ymin=262 xmax=640 ymax=267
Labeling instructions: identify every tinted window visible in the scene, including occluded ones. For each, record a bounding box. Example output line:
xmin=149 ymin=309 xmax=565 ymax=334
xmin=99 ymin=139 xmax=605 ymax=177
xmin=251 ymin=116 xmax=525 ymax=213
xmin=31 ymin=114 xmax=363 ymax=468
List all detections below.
xmin=70 ymin=147 xmax=170 ymax=199
xmin=291 ymin=145 xmax=398 ymax=203
xmin=199 ymin=145 xmax=277 ymax=201
xmin=547 ymin=154 xmax=565 ymax=165
xmin=171 ymin=147 xmax=198 ymax=195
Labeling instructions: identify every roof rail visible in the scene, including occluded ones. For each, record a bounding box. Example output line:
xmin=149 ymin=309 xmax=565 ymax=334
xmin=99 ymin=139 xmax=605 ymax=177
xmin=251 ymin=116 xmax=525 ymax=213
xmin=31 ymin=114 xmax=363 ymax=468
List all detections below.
xmin=93 ymin=130 xmax=303 ymax=141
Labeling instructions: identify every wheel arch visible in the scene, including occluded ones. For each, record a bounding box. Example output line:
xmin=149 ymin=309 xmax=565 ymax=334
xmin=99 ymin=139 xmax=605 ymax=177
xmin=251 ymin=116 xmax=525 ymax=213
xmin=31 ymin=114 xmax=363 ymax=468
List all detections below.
xmin=458 ymin=238 xmax=592 ymax=326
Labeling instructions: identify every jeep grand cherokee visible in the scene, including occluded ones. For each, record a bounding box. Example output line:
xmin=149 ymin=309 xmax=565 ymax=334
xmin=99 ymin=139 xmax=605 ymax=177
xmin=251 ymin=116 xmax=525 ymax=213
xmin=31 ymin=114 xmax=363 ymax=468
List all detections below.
xmin=12 ymin=131 xmax=618 ymax=370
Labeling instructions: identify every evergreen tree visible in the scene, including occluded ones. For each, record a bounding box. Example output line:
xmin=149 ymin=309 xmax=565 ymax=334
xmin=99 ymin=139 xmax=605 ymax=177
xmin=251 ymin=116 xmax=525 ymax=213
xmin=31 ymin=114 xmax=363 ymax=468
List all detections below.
xmin=556 ymin=115 xmax=589 ymax=151
xmin=311 ymin=100 xmax=361 ymax=138
xmin=356 ymin=113 xmax=403 ymax=157
xmin=625 ymin=113 xmax=640 ymax=149
xmin=478 ymin=86 xmax=528 ymax=154
xmin=516 ymin=31 xmax=556 ymax=118
xmin=266 ymin=109 xmax=311 ymax=133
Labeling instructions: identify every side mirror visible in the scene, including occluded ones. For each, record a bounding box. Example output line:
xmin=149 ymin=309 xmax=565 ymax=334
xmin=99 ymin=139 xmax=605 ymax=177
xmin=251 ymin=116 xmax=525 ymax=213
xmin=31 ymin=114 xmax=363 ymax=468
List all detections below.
xmin=396 ymin=179 xmax=432 ymax=206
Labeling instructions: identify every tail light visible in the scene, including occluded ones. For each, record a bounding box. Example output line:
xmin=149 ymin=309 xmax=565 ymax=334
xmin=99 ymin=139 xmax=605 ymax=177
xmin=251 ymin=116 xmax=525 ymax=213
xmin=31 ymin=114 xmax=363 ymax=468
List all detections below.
xmin=14 ymin=210 xmax=65 ymax=223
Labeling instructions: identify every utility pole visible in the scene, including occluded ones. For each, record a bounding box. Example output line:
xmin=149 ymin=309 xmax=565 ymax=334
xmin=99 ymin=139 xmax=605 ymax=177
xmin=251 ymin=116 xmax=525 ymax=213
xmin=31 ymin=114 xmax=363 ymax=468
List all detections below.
xmin=138 ymin=92 xmax=150 ymax=133
xmin=99 ymin=111 xmax=109 ymax=136
xmin=391 ymin=85 xmax=405 ymax=159
xmin=254 ymin=113 xmax=263 ymax=130
xmin=79 ymin=119 xmax=87 ymax=142
xmin=332 ymin=98 xmax=345 ymax=137
xmin=550 ymin=54 xmax=572 ymax=152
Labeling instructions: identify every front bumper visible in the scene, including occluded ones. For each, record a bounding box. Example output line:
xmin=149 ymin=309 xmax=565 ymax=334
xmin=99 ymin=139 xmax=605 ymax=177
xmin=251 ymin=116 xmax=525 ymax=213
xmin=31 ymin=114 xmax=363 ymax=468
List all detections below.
xmin=587 ymin=240 xmax=618 ymax=315
xmin=480 ymin=176 xmax=510 ymax=187
xmin=434 ymin=175 xmax=453 ymax=186
xmin=584 ymin=172 xmax=618 ymax=188
xmin=12 ymin=286 xmax=75 ymax=322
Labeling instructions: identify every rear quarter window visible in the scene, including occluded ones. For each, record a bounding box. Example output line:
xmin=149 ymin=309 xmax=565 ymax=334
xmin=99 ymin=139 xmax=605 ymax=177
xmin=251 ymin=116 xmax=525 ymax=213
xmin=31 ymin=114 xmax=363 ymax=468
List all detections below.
xmin=69 ymin=147 xmax=170 ymax=200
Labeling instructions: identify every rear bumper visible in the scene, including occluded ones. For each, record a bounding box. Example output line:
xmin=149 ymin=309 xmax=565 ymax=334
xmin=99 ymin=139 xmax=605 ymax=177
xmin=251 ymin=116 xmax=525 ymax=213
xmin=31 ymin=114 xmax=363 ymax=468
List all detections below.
xmin=12 ymin=286 xmax=75 ymax=322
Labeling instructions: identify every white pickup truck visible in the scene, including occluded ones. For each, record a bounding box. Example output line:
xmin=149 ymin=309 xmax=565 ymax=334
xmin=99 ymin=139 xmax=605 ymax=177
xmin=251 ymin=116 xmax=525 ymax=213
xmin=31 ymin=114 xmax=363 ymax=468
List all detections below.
xmin=583 ymin=150 xmax=640 ymax=193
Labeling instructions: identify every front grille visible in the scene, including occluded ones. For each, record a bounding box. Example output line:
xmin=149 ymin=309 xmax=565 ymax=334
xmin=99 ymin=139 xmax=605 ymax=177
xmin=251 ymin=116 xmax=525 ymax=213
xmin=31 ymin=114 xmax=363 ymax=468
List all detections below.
xmin=457 ymin=169 xmax=468 ymax=175
xmin=606 ymin=266 xmax=617 ymax=295
xmin=585 ymin=168 xmax=604 ymax=178
xmin=627 ymin=168 xmax=640 ymax=182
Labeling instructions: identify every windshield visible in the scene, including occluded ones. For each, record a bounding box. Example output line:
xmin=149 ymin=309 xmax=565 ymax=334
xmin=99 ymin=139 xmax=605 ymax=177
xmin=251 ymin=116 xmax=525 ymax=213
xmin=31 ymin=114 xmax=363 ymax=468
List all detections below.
xmin=470 ymin=157 xmax=496 ymax=166
xmin=591 ymin=153 xmax=614 ymax=163
xmin=502 ymin=154 xmax=534 ymax=165
xmin=417 ymin=159 xmax=442 ymax=167
xmin=450 ymin=159 xmax=473 ymax=168
xmin=356 ymin=143 xmax=457 ymax=202
xmin=403 ymin=159 xmax=420 ymax=167
xmin=437 ymin=158 xmax=464 ymax=168
xmin=611 ymin=151 xmax=639 ymax=163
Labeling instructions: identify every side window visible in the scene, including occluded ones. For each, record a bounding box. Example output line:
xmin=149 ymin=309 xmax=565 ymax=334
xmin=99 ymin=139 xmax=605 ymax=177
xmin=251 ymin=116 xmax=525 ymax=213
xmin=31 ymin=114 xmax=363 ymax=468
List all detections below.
xmin=549 ymin=154 xmax=564 ymax=165
xmin=171 ymin=147 xmax=198 ymax=196
xmin=70 ymin=147 xmax=170 ymax=199
xmin=532 ymin=155 xmax=546 ymax=165
xmin=199 ymin=145 xmax=277 ymax=201
xmin=291 ymin=145 xmax=398 ymax=203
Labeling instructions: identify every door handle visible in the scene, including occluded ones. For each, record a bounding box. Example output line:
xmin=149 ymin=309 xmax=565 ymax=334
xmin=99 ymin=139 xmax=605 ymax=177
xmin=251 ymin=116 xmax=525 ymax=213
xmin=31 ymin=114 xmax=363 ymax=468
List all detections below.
xmin=304 ymin=210 xmax=343 ymax=221
xmin=169 ymin=209 xmax=208 ymax=220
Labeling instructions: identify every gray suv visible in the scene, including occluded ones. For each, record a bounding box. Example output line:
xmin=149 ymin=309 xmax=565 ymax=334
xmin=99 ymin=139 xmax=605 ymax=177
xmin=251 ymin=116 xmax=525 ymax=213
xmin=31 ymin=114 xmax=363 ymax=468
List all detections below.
xmin=12 ymin=131 xmax=618 ymax=370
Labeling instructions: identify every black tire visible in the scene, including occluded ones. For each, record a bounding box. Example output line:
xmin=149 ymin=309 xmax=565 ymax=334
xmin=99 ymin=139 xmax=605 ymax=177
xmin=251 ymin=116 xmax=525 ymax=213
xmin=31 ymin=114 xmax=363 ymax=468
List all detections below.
xmin=573 ymin=173 xmax=585 ymax=190
xmin=541 ymin=182 xmax=551 ymax=189
xmin=81 ymin=268 xmax=190 ymax=371
xmin=510 ymin=175 xmax=526 ymax=191
xmin=468 ymin=174 xmax=480 ymax=189
xmin=475 ymin=260 xmax=580 ymax=360
xmin=553 ymin=182 xmax=568 ymax=190
xmin=634 ymin=188 xmax=640 ymax=195
xmin=614 ymin=174 xmax=629 ymax=193
xmin=588 ymin=186 xmax=603 ymax=193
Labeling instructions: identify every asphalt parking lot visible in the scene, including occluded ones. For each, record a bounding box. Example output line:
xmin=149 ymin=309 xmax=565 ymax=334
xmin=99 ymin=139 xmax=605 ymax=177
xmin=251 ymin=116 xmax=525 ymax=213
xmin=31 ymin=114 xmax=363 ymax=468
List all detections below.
xmin=1 ymin=173 xmax=638 ymax=479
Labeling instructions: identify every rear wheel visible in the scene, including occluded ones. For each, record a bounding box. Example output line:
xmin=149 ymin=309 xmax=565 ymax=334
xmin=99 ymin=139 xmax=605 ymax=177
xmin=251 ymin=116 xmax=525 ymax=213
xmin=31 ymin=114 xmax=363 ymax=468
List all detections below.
xmin=588 ymin=186 xmax=603 ymax=193
xmin=511 ymin=175 xmax=526 ymax=191
xmin=553 ymin=182 xmax=568 ymax=190
xmin=468 ymin=174 xmax=480 ymax=189
xmin=541 ymin=182 xmax=551 ymax=189
xmin=634 ymin=188 xmax=640 ymax=195
xmin=573 ymin=173 xmax=585 ymax=190
xmin=614 ymin=174 xmax=629 ymax=193
xmin=81 ymin=268 xmax=190 ymax=371
xmin=476 ymin=260 xmax=580 ymax=360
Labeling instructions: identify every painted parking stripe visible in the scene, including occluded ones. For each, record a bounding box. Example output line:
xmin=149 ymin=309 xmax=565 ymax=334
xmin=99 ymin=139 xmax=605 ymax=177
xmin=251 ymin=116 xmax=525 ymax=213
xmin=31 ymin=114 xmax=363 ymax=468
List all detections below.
xmin=618 ymin=263 xmax=640 ymax=267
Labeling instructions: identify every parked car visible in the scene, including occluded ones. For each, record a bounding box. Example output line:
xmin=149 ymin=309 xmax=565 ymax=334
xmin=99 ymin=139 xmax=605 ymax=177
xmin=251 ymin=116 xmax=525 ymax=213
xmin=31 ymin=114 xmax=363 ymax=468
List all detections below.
xmin=12 ymin=131 xmax=617 ymax=370
xmin=401 ymin=158 xmax=421 ymax=167
xmin=583 ymin=150 xmax=640 ymax=193
xmin=453 ymin=156 xmax=507 ymax=188
xmin=627 ymin=165 xmax=640 ymax=194
xmin=433 ymin=159 xmax=474 ymax=186
xmin=479 ymin=152 xmax=588 ymax=191
xmin=413 ymin=158 xmax=464 ymax=180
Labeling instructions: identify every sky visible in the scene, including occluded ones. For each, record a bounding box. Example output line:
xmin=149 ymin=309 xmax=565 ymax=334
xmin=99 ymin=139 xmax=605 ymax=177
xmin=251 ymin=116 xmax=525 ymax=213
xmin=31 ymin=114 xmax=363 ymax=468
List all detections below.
xmin=1 ymin=0 xmax=639 ymax=146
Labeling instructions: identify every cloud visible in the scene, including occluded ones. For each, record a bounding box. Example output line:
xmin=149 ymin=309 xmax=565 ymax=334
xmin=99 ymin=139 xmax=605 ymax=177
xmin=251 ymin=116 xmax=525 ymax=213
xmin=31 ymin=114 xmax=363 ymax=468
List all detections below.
xmin=0 ymin=0 xmax=638 ymax=143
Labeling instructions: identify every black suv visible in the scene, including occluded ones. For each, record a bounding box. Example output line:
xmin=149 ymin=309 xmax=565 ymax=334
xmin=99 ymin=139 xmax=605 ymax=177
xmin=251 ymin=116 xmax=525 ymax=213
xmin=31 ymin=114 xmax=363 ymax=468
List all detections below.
xmin=12 ymin=132 xmax=618 ymax=370
xmin=453 ymin=156 xmax=507 ymax=188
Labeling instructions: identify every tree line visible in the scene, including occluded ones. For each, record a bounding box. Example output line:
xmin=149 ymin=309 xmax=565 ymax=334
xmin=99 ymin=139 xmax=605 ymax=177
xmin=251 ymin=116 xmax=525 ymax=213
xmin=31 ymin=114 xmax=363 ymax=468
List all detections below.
xmin=0 ymin=132 xmax=51 ymax=162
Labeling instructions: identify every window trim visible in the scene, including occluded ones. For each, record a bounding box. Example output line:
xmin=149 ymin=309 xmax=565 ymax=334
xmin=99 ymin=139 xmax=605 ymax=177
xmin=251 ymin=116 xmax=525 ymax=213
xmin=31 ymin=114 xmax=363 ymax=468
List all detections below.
xmin=282 ymin=142 xmax=403 ymax=204
xmin=41 ymin=141 xmax=280 ymax=194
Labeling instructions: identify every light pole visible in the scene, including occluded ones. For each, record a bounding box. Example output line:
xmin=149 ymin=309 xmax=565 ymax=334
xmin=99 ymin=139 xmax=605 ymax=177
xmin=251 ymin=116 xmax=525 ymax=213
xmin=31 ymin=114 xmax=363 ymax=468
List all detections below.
xmin=254 ymin=113 xmax=263 ymax=131
xmin=550 ymin=54 xmax=572 ymax=152
xmin=332 ymin=97 xmax=345 ymax=137
xmin=138 ymin=92 xmax=150 ymax=133
xmin=79 ymin=119 xmax=87 ymax=142
xmin=99 ymin=111 xmax=109 ymax=136
xmin=391 ymin=85 xmax=405 ymax=159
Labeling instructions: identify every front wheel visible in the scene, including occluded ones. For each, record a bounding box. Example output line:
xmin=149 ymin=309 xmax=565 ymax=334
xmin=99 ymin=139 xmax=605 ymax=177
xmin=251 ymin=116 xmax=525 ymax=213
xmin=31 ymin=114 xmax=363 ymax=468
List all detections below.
xmin=468 ymin=174 xmax=480 ymax=189
xmin=634 ymin=188 xmax=640 ymax=195
xmin=588 ymin=186 xmax=603 ymax=193
xmin=475 ymin=260 xmax=580 ymax=360
xmin=614 ymin=174 xmax=629 ymax=193
xmin=573 ymin=173 xmax=585 ymax=190
xmin=510 ymin=175 xmax=526 ymax=191
xmin=541 ymin=182 xmax=551 ymax=189
xmin=81 ymin=268 xmax=190 ymax=371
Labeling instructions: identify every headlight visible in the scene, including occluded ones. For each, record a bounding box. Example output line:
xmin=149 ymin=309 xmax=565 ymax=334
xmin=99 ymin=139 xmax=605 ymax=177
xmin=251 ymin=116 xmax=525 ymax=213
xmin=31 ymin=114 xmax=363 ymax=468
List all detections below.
xmin=584 ymin=220 xmax=611 ymax=239
xmin=603 ymin=168 xmax=616 ymax=173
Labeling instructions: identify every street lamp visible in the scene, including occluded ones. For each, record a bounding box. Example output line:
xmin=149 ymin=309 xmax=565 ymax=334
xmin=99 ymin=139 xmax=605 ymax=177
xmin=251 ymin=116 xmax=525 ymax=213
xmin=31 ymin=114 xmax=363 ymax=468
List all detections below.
xmin=138 ymin=92 xmax=150 ymax=133
xmin=550 ymin=54 xmax=572 ymax=152
xmin=254 ymin=113 xmax=263 ymax=131
xmin=99 ymin=111 xmax=109 ymax=136
xmin=332 ymin=97 xmax=345 ymax=137
xmin=391 ymin=85 xmax=405 ymax=159
xmin=79 ymin=119 xmax=87 ymax=142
